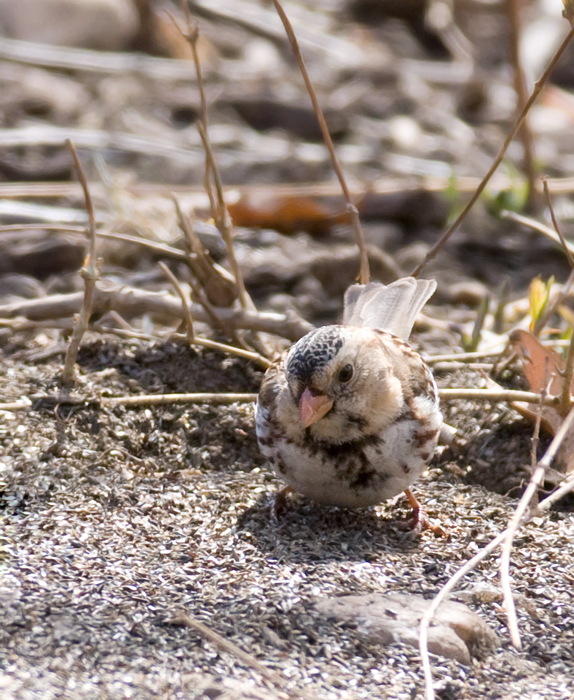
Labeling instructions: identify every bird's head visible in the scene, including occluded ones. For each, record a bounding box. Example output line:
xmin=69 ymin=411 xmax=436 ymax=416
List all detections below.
xmin=285 ymin=325 xmax=404 ymax=442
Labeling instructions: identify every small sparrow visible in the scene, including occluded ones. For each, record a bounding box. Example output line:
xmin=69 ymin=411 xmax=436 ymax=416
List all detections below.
xmin=255 ymin=277 xmax=443 ymax=533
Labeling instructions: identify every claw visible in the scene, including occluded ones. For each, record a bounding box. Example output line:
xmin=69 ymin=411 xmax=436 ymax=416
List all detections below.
xmin=400 ymin=488 xmax=447 ymax=537
xmin=270 ymin=485 xmax=293 ymax=524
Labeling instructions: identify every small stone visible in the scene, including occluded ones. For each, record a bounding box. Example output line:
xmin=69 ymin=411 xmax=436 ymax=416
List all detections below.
xmin=0 ymin=0 xmax=139 ymax=51
xmin=314 ymin=592 xmax=499 ymax=665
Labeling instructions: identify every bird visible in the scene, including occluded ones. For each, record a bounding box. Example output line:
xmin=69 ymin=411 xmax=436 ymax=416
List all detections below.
xmin=255 ymin=277 xmax=444 ymax=534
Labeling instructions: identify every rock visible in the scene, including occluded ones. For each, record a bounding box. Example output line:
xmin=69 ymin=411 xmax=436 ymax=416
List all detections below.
xmin=0 ymin=235 xmax=86 ymax=279
xmin=0 ymin=274 xmax=45 ymax=304
xmin=314 ymin=592 xmax=499 ymax=665
xmin=0 ymin=0 xmax=139 ymax=51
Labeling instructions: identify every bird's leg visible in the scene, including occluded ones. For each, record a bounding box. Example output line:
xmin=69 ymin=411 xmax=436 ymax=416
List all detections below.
xmin=402 ymin=488 xmax=446 ymax=537
xmin=270 ymin=485 xmax=293 ymax=523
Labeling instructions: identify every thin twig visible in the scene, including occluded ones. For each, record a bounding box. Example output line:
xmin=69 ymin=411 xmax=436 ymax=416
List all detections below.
xmin=93 ymin=324 xmax=271 ymax=368
xmin=541 ymin=178 xmax=574 ymax=267
xmin=62 ymin=140 xmax=99 ymax=386
xmin=420 ymin=529 xmax=508 ymax=700
xmin=5 ymin=173 xmax=574 ymax=204
xmin=271 ymin=0 xmax=369 ymax=284
xmin=412 ymin=22 xmax=574 ymax=278
xmin=438 ymin=388 xmax=561 ymax=405
xmin=537 ymin=471 xmax=574 ymax=510
xmin=421 ymin=401 xmax=574 ymax=700
xmin=501 ymin=362 xmax=549 ymax=650
xmin=158 ymin=261 xmax=195 ymax=342
xmin=166 ymin=5 xmax=217 ymax=216
xmin=502 ymin=210 xmax=574 ymax=333
xmin=102 ymin=393 xmax=257 ymax=407
xmin=501 ymin=400 xmax=574 ymax=650
xmin=0 ymin=393 xmax=257 ymax=413
xmin=426 ymin=350 xmax=503 ymax=363
xmin=171 ymin=612 xmax=317 ymax=700
xmin=507 ymin=0 xmax=537 ymax=210
xmin=0 ymin=400 xmax=32 ymax=411
xmin=168 ymin=6 xmax=250 ymax=310
xmin=196 ymin=122 xmax=250 ymax=310
xmin=560 ymin=331 xmax=574 ymax=414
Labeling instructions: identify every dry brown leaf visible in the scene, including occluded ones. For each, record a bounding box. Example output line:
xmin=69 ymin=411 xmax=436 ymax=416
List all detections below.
xmin=227 ymin=193 xmax=346 ymax=236
xmin=507 ymin=329 xmax=574 ymax=475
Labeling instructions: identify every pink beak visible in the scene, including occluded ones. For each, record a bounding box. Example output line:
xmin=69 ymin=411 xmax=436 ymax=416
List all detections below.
xmin=299 ymin=387 xmax=334 ymax=428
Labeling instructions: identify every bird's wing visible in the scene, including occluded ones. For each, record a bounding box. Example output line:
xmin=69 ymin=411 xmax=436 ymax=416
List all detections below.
xmin=343 ymin=277 xmax=436 ymax=340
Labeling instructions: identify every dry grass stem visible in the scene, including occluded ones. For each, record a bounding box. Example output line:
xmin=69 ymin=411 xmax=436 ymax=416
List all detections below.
xmin=537 ymin=471 xmax=574 ymax=510
xmin=167 ymin=5 xmax=217 ymax=214
xmin=62 ymin=139 xmax=99 ymax=387
xmin=412 ymin=21 xmax=574 ymax=278
xmin=0 ymin=400 xmax=32 ymax=411
xmin=501 ymin=365 xmax=549 ymax=650
xmin=420 ymin=529 xmax=509 ymax=700
xmin=501 ymin=400 xmax=574 ymax=650
xmin=5 ymin=173 xmax=574 ymax=203
xmin=542 ymin=178 xmax=574 ymax=267
xmin=173 ymin=196 xmax=238 ymax=308
xmin=426 ymin=350 xmax=503 ymax=363
xmin=419 ymin=400 xmax=574 ymax=700
xmin=102 ymin=393 xmax=257 ymax=407
xmin=432 ymin=361 xmax=494 ymax=371
xmin=507 ymin=0 xmax=537 ymax=209
xmin=0 ymin=315 xmax=271 ymax=367
xmin=195 ymin=122 xmax=250 ymax=310
xmin=158 ymin=261 xmax=195 ymax=342
xmin=421 ymin=401 xmax=574 ymax=700
xmin=1 ymin=394 xmax=257 ymax=412
xmin=271 ymin=0 xmax=369 ymax=285
xmin=438 ymin=388 xmax=561 ymax=405
xmin=560 ymin=331 xmax=574 ymax=413
xmin=168 ymin=6 xmax=250 ymax=310
xmin=170 ymin=612 xmax=317 ymax=700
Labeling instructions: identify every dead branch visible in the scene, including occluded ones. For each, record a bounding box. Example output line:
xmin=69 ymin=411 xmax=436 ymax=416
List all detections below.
xmin=62 ymin=140 xmax=99 ymax=386
xmin=271 ymin=0 xmax=369 ymax=285
xmin=412 ymin=21 xmax=574 ymax=278
xmin=0 ymin=281 xmax=313 ymax=341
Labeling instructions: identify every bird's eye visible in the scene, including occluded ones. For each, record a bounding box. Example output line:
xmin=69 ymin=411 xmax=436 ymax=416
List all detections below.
xmin=337 ymin=363 xmax=354 ymax=383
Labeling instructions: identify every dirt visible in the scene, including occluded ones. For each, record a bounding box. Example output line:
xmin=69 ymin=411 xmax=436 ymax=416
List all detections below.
xmin=1 ymin=1 xmax=574 ymax=699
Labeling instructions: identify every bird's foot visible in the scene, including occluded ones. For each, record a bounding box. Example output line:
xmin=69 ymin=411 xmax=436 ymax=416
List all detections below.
xmin=270 ymin=486 xmax=293 ymax=523
xmin=397 ymin=489 xmax=447 ymax=537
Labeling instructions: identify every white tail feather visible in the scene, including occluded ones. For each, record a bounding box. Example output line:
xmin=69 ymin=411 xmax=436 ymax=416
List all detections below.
xmin=343 ymin=277 xmax=436 ymax=340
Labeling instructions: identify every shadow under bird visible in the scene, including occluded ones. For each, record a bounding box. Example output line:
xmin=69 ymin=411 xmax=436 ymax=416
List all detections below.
xmin=256 ymin=277 xmax=444 ymax=534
